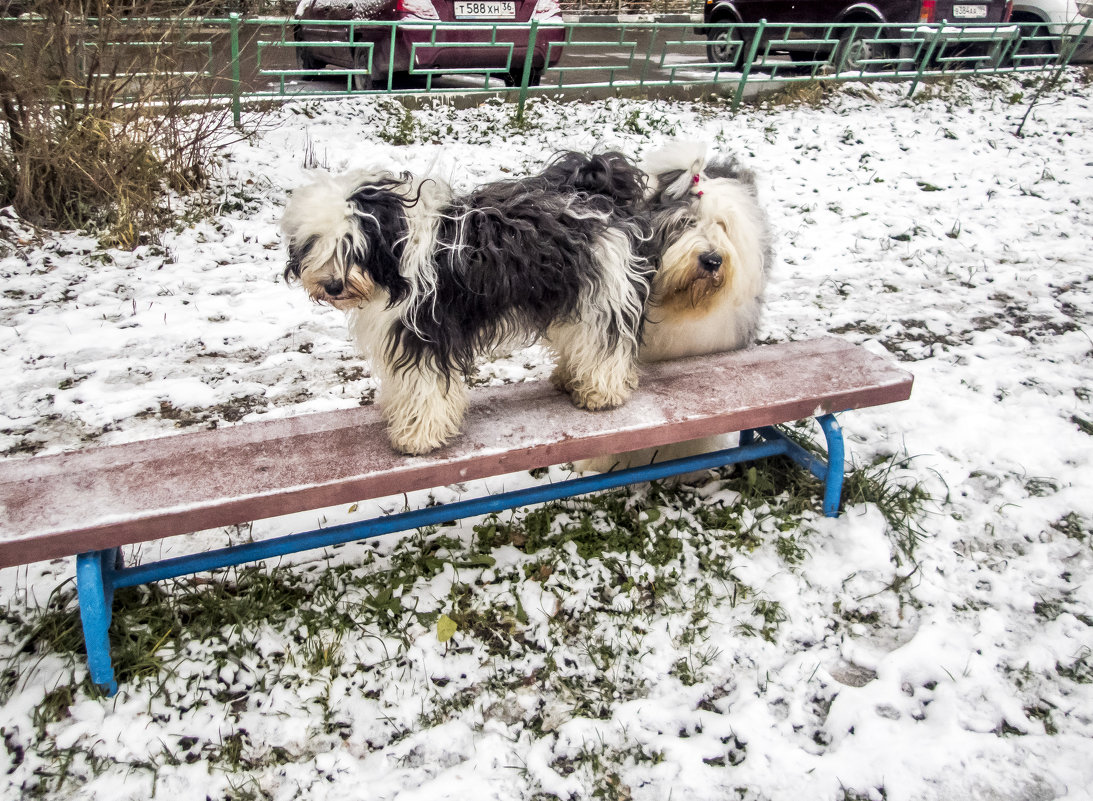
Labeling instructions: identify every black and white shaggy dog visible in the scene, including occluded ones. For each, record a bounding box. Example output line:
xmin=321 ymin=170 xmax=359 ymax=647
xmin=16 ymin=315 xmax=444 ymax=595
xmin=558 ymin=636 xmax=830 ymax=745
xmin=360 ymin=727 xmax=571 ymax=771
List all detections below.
xmin=577 ymin=140 xmax=774 ymax=474
xmin=281 ymin=152 xmax=652 ymax=455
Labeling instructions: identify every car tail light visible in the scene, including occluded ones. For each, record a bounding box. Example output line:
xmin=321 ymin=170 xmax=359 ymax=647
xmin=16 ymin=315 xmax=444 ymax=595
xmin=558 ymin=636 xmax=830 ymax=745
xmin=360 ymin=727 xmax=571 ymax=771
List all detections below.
xmin=919 ymin=0 xmax=936 ymax=22
xmin=1002 ymin=0 xmax=1013 ymax=20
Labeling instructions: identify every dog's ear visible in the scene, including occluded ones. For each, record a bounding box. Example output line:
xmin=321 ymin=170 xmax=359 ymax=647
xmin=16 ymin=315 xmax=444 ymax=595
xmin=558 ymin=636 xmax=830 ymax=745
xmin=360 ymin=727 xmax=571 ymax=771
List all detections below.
xmin=346 ymin=183 xmax=412 ymax=305
xmin=283 ymin=235 xmax=317 ymax=283
xmin=642 ymin=140 xmax=707 ymax=201
xmin=704 ymin=154 xmax=758 ymax=188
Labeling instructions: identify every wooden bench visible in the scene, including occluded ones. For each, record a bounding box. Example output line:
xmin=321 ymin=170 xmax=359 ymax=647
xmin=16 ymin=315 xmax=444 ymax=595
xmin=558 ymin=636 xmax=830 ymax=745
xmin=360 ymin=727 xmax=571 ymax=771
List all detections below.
xmin=0 ymin=337 xmax=912 ymax=695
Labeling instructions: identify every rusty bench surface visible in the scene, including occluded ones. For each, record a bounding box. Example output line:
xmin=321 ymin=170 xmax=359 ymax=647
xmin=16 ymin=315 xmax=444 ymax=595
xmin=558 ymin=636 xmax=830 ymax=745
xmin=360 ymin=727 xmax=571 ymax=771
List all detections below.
xmin=0 ymin=337 xmax=912 ymax=568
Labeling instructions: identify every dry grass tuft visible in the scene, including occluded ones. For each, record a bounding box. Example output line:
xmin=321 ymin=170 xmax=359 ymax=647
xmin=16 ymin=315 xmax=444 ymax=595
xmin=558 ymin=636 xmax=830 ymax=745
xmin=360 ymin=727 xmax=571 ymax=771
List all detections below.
xmin=0 ymin=0 xmax=261 ymax=246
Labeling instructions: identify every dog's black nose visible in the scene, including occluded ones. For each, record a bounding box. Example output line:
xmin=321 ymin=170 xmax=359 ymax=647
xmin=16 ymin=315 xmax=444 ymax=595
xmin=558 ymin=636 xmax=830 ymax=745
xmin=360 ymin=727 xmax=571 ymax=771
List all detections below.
xmin=323 ymin=279 xmax=345 ymax=296
xmin=698 ymin=251 xmax=723 ymax=272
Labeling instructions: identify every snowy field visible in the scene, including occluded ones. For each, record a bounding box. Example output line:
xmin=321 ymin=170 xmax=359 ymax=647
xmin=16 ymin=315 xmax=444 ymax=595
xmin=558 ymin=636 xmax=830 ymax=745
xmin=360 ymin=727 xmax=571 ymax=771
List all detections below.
xmin=1 ymin=71 xmax=1092 ymax=800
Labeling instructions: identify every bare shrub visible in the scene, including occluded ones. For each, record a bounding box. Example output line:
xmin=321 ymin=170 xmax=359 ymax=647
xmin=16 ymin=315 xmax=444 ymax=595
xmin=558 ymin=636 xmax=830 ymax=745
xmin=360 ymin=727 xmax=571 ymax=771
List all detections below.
xmin=0 ymin=0 xmax=261 ymax=246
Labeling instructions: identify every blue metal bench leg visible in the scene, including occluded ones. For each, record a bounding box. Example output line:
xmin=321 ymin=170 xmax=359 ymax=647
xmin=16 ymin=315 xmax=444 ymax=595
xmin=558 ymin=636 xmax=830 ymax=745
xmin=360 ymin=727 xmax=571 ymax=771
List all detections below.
xmin=751 ymin=415 xmax=846 ymax=518
xmin=76 ymin=548 xmax=121 ymax=696
xmin=817 ymin=414 xmax=845 ymax=518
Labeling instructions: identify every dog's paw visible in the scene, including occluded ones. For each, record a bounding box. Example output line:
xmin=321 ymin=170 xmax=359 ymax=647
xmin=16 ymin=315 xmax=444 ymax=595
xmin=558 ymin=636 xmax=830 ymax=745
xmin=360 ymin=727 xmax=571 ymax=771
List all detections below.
xmin=387 ymin=426 xmax=450 ymax=456
xmin=386 ymin=412 xmax=462 ymax=455
xmin=549 ymin=365 xmax=573 ymax=394
xmin=381 ymin=373 xmax=468 ymax=456
xmin=570 ymin=385 xmax=631 ymax=412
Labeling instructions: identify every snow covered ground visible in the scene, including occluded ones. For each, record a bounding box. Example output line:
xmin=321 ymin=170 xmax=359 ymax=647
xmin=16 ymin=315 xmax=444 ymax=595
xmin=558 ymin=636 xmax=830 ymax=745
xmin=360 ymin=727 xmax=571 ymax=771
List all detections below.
xmin=1 ymin=71 xmax=1092 ymax=800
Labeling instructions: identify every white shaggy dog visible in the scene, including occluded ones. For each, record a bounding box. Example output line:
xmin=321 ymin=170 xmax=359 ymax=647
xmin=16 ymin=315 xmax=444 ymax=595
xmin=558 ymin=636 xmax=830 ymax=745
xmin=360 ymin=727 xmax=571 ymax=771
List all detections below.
xmin=577 ymin=140 xmax=773 ymax=475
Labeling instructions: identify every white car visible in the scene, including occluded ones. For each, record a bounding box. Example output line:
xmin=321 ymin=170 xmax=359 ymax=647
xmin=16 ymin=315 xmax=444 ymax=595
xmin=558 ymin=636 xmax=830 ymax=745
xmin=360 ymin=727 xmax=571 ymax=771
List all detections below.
xmin=1011 ymin=0 xmax=1093 ymax=61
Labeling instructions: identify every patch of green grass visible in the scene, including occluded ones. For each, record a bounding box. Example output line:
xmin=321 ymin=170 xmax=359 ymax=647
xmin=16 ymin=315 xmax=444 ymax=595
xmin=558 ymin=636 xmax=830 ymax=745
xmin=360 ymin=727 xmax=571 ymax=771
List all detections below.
xmin=775 ymin=533 xmax=809 ymax=565
xmin=442 ymin=581 xmax=531 ymax=656
xmin=1057 ymin=649 xmax=1093 ymax=684
xmin=548 ymin=738 xmax=663 ymax=801
xmin=376 ymin=103 xmax=418 ymax=146
xmin=841 ymin=451 xmax=931 ymax=564
xmin=1051 ymin=511 xmax=1089 ymax=542
xmin=1071 ymin=415 xmax=1093 ymax=436
xmin=1 ymin=427 xmax=932 ymax=795
xmin=224 ymin=776 xmax=274 ymax=801
xmin=840 ymin=789 xmax=888 ymax=801
xmin=31 ymin=685 xmax=75 ymax=736
xmin=474 ymin=489 xmax=685 ymax=568
xmin=722 ymin=422 xmax=929 ymax=564
xmin=834 ymin=600 xmax=883 ymax=628
xmin=619 ymin=107 xmax=680 ymax=137
xmin=1025 ymin=703 xmax=1059 ymax=736
xmin=1034 ymin=599 xmax=1065 ymax=622
xmin=670 ymin=644 xmax=723 ymax=687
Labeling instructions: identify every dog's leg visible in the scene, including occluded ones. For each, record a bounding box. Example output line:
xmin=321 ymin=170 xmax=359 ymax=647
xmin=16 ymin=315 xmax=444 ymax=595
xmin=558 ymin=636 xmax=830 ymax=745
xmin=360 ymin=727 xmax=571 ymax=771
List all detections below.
xmin=377 ymin=360 xmax=469 ymax=455
xmin=571 ymin=340 xmax=639 ymax=411
xmin=549 ymin=353 xmax=572 ymax=394
xmin=547 ymin=321 xmax=640 ymax=411
xmin=549 ymin=229 xmax=646 ymax=411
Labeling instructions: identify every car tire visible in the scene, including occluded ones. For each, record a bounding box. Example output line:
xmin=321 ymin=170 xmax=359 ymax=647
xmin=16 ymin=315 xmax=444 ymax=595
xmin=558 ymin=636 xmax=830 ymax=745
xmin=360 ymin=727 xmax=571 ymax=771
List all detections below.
xmin=296 ymin=47 xmax=323 ymax=78
xmin=706 ymin=25 xmax=751 ymax=66
xmin=352 ymin=47 xmax=376 ymax=91
xmin=1015 ymin=24 xmax=1056 ymax=60
xmin=834 ymin=27 xmax=887 ymax=72
xmin=294 ymin=28 xmax=323 ymax=79
xmin=504 ymin=66 xmax=542 ymax=87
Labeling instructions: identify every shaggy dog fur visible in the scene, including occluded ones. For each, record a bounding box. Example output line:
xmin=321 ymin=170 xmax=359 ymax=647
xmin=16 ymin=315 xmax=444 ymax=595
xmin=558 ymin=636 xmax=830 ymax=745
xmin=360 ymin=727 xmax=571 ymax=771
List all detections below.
xmin=281 ymin=152 xmax=653 ymax=455
xmin=577 ymin=141 xmax=773 ymax=474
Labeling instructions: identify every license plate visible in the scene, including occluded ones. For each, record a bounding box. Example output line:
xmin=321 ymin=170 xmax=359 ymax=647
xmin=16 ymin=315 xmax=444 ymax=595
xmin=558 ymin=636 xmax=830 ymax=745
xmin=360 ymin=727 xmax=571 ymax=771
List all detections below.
xmin=953 ymin=4 xmax=988 ymax=17
xmin=454 ymin=1 xmax=516 ymax=17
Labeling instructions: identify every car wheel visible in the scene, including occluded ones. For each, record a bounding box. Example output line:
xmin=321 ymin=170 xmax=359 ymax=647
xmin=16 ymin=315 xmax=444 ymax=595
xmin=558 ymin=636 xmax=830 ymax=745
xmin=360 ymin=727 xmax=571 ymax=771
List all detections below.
xmin=293 ymin=28 xmax=323 ymax=79
xmin=352 ymin=47 xmax=375 ymax=91
xmin=1015 ymin=24 xmax=1055 ymax=60
xmin=505 ymin=66 xmax=542 ymax=87
xmin=706 ymin=25 xmax=750 ymax=66
xmin=296 ymin=45 xmax=323 ymax=78
xmin=835 ymin=28 xmax=885 ymax=72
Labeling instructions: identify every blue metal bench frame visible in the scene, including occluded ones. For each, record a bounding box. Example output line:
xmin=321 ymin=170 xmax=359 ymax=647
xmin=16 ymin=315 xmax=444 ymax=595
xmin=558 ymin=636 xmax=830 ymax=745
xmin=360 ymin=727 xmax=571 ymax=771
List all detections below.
xmin=76 ymin=417 xmax=843 ymax=695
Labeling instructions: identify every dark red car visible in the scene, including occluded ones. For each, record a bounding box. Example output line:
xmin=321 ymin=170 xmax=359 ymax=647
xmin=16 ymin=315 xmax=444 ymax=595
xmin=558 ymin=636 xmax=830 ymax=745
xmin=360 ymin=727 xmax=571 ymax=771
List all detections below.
xmin=292 ymin=0 xmax=565 ymax=88
xmin=699 ymin=0 xmax=1014 ymax=69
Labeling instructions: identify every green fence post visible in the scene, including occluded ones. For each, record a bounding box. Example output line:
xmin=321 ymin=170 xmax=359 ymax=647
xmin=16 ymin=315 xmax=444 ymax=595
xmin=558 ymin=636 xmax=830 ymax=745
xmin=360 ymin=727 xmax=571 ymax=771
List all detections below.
xmin=230 ymin=12 xmax=242 ymax=127
xmin=908 ymin=24 xmax=943 ymax=98
xmin=515 ymin=19 xmax=540 ymax=125
xmin=388 ymin=24 xmax=397 ymax=91
xmin=732 ymin=20 xmax=765 ymax=112
xmin=1057 ymin=18 xmax=1091 ymax=70
xmin=639 ymin=20 xmax=657 ymax=87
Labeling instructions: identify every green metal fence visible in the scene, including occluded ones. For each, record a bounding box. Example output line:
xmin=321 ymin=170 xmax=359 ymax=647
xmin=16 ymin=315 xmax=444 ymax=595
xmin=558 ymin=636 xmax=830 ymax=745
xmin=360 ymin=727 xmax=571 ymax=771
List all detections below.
xmin=2 ymin=14 xmax=1090 ymax=127
xmin=559 ymin=0 xmax=700 ymax=12
xmin=246 ymin=16 xmax=1092 ymax=120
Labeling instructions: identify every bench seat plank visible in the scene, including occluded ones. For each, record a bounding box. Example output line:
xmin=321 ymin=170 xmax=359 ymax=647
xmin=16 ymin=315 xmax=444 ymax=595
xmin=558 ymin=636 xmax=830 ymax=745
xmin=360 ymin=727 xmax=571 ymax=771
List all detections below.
xmin=0 ymin=337 xmax=912 ymax=568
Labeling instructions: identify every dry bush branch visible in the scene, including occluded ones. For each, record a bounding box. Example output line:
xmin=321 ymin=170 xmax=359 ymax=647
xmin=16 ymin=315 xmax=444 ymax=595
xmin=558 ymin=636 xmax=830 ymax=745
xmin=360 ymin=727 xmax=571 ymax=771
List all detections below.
xmin=0 ymin=0 xmax=264 ymax=246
